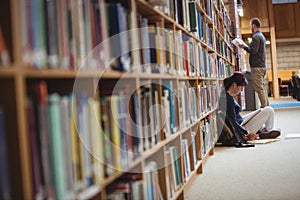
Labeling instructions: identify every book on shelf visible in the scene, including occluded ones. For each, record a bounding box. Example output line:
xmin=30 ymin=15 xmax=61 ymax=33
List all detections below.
xmin=137 ymin=15 xmax=151 ymax=73
xmin=191 ymin=132 xmax=198 ymax=168
xmin=131 ymin=93 xmax=142 ymax=157
xmin=26 ymin=98 xmax=43 ymax=199
xmin=60 ymin=96 xmax=77 ymax=195
xmin=107 ymin=3 xmax=131 ymax=72
xmin=47 ymin=94 xmax=67 ymax=199
xmin=27 ymin=82 xmax=55 ymax=199
xmin=167 ymin=146 xmax=182 ymax=192
xmin=75 ymin=93 xmax=93 ymax=187
xmin=0 ymin=25 xmax=10 ymax=66
xmin=181 ymin=139 xmax=191 ymax=181
xmin=148 ymin=0 xmax=173 ymax=17
xmin=56 ymin=0 xmax=71 ymax=69
xmin=87 ymin=98 xmax=104 ymax=185
xmin=44 ymin=0 xmax=59 ymax=68
xmin=107 ymin=181 xmax=131 ymax=200
xmin=144 ymin=161 xmax=163 ymax=200
xmin=117 ymin=92 xmax=134 ymax=168
xmin=109 ymin=95 xmax=123 ymax=172
xmin=0 ymin=106 xmax=10 ymax=200
xmin=188 ymin=1 xmax=197 ymax=32
xmin=99 ymin=96 xmax=115 ymax=177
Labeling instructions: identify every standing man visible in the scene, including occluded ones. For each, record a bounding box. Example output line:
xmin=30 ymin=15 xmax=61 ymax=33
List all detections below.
xmin=240 ymin=18 xmax=269 ymax=108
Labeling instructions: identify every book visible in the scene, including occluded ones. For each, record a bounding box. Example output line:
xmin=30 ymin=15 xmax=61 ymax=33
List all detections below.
xmin=26 ymin=98 xmax=43 ymax=198
xmin=75 ymin=93 xmax=93 ymax=186
xmin=131 ymin=93 xmax=142 ymax=157
xmin=247 ymin=138 xmax=280 ymax=144
xmin=87 ymin=98 xmax=104 ymax=185
xmin=181 ymin=139 xmax=191 ymax=181
xmin=47 ymin=94 xmax=66 ymax=199
xmin=108 ymin=95 xmax=122 ymax=171
xmin=144 ymin=161 xmax=163 ymax=200
xmin=99 ymin=97 xmax=114 ymax=176
xmin=107 ymin=3 xmax=130 ymax=72
xmin=44 ymin=0 xmax=59 ymax=68
xmin=188 ymin=2 xmax=197 ymax=32
xmin=27 ymin=81 xmax=54 ymax=199
xmin=60 ymin=96 xmax=75 ymax=195
xmin=56 ymin=0 xmax=71 ymax=69
xmin=191 ymin=132 xmax=197 ymax=168
xmin=31 ymin=0 xmax=47 ymax=68
xmin=231 ymin=38 xmax=248 ymax=48
xmin=169 ymin=146 xmax=182 ymax=189
xmin=0 ymin=25 xmax=10 ymax=66
xmin=0 ymin=106 xmax=10 ymax=199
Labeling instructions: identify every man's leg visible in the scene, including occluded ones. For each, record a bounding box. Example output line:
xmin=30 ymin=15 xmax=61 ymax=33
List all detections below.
xmin=251 ymin=68 xmax=269 ymax=108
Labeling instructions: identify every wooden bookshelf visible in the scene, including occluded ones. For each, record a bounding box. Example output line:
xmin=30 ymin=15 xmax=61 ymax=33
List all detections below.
xmin=0 ymin=0 xmax=236 ymax=199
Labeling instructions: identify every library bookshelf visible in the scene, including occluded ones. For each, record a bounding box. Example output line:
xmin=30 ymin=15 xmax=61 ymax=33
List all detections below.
xmin=0 ymin=0 xmax=236 ymax=199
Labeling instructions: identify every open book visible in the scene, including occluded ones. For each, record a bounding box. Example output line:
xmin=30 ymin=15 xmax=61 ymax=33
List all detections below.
xmin=232 ymin=38 xmax=248 ymax=48
xmin=247 ymin=138 xmax=280 ymax=144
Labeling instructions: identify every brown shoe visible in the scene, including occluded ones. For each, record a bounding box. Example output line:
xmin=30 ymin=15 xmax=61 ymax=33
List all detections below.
xmin=259 ymin=128 xmax=281 ymax=139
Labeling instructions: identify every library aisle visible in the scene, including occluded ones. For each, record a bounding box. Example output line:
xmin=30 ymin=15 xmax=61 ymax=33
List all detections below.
xmin=185 ymin=107 xmax=300 ymax=200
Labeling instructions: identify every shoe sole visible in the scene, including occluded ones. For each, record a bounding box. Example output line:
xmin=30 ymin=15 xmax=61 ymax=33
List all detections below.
xmin=259 ymin=130 xmax=281 ymax=139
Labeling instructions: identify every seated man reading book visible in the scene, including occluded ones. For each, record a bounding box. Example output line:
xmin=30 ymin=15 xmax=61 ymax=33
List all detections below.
xmin=218 ymin=72 xmax=280 ymax=145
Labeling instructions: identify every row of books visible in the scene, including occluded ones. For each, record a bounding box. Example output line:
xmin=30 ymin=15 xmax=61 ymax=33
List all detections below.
xmin=178 ymin=81 xmax=219 ymax=130
xmin=141 ymin=141 xmax=198 ymax=200
xmin=106 ymin=175 xmax=144 ymax=200
xmin=213 ymin=0 xmax=231 ymax=30
xmin=0 ymin=106 xmax=10 ymax=200
xmin=144 ymin=161 xmax=163 ymax=200
xmin=138 ymin=16 xmax=218 ymax=77
xmin=20 ymin=0 xmax=109 ymax=69
xmin=204 ymin=0 xmax=214 ymax=19
xmin=201 ymin=115 xmax=218 ymax=156
xmin=23 ymin=77 xmax=221 ymax=198
xmin=140 ymin=0 xmax=231 ymax=40
xmin=165 ymin=145 xmax=182 ymax=199
xmin=148 ymin=0 xmax=174 ymax=17
xmin=140 ymin=83 xmax=165 ymax=150
xmin=25 ymin=81 xmax=143 ymax=199
xmin=139 ymin=80 xmax=182 ymax=145
xmin=216 ymin=34 xmax=229 ymax=59
xmin=17 ymin=0 xmax=232 ymax=77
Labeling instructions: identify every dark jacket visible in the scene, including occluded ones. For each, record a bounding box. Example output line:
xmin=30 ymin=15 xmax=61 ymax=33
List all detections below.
xmin=219 ymin=90 xmax=248 ymax=137
xmin=244 ymin=30 xmax=266 ymax=68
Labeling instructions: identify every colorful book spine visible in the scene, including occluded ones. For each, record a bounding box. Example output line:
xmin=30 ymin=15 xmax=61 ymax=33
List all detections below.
xmin=76 ymin=93 xmax=93 ymax=186
xmin=47 ymin=94 xmax=66 ymax=199
xmin=87 ymin=98 xmax=104 ymax=185
xmin=0 ymin=25 xmax=10 ymax=66
xmin=0 ymin=107 xmax=10 ymax=199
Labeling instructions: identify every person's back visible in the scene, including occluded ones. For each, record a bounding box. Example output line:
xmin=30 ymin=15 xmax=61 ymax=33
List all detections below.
xmin=248 ymin=30 xmax=266 ymax=68
xmin=240 ymin=18 xmax=269 ymax=108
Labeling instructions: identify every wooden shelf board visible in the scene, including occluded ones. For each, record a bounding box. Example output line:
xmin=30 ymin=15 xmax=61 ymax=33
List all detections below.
xmin=135 ymin=0 xmax=175 ymax=24
xmin=0 ymin=67 xmax=17 ymax=77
